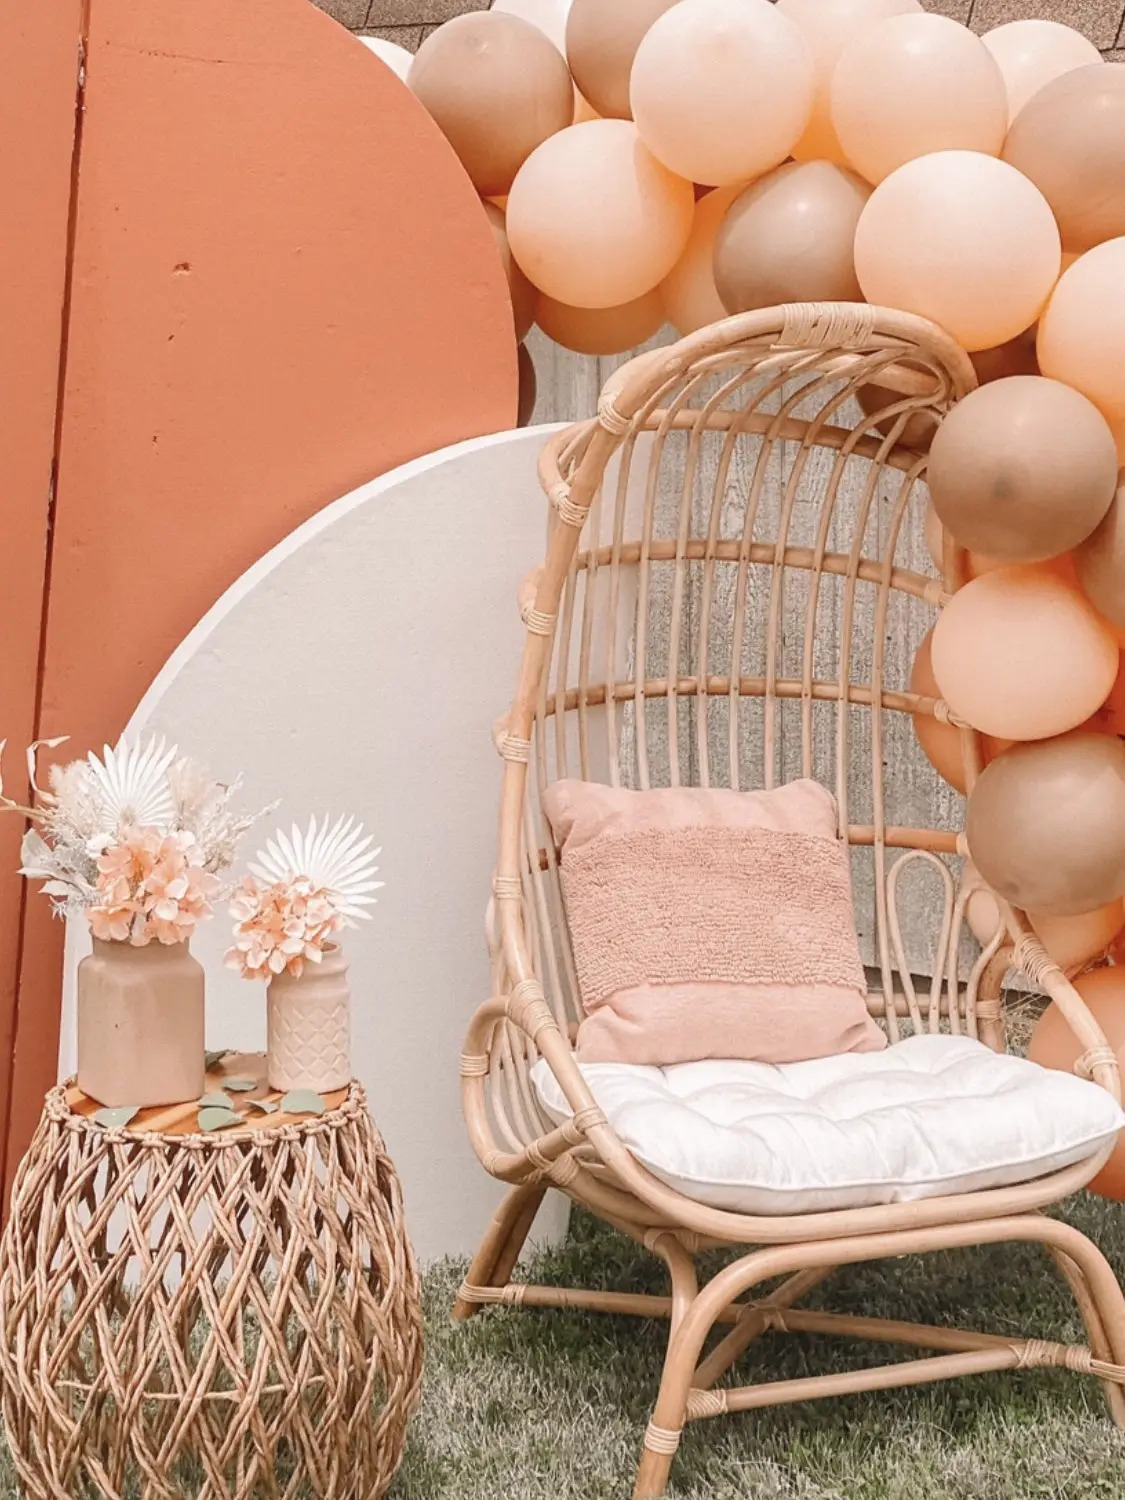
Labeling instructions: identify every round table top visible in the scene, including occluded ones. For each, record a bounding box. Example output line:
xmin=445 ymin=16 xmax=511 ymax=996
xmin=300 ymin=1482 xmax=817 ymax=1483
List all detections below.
xmin=60 ymin=1051 xmax=351 ymax=1137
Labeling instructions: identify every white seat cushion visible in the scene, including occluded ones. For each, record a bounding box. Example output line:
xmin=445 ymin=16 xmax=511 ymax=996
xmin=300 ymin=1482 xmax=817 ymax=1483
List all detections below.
xmin=531 ymin=1034 xmax=1125 ymax=1215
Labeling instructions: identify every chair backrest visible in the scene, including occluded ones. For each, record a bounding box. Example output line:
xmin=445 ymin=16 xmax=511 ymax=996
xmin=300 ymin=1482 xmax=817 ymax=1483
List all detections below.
xmin=496 ymin=304 xmax=1009 ymax=1050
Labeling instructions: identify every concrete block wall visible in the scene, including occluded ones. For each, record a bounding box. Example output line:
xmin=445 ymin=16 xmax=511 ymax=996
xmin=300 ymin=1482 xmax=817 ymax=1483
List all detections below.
xmin=313 ymin=0 xmax=1125 ymax=61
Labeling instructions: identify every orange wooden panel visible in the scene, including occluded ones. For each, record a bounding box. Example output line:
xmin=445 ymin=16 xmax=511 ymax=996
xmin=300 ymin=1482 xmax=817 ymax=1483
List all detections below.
xmin=6 ymin=0 xmax=517 ymax=1189
xmin=0 ymin=0 xmax=83 ymax=1174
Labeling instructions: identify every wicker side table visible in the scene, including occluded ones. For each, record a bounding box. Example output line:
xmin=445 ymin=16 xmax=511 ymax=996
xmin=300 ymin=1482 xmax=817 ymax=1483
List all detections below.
xmin=0 ymin=1054 xmax=423 ymax=1500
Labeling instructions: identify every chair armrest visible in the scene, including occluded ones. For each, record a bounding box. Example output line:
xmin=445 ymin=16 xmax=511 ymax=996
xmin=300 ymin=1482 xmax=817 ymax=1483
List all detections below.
xmin=1011 ymin=931 xmax=1121 ymax=1104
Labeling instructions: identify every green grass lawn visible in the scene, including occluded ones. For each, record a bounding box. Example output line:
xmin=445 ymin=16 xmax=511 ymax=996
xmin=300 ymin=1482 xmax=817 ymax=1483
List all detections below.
xmin=393 ymin=1196 xmax=1125 ymax=1500
xmin=2 ymin=1195 xmax=1122 ymax=1498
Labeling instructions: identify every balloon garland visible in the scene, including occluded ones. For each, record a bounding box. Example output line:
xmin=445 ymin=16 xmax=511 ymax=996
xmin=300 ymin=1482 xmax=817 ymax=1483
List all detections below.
xmin=398 ymin=3 xmax=1125 ymax=1184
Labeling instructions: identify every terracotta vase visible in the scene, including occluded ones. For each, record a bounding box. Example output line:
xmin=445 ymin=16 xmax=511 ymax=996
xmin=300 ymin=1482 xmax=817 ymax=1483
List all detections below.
xmin=267 ymin=944 xmax=351 ymax=1094
xmin=77 ymin=939 xmax=205 ymax=1108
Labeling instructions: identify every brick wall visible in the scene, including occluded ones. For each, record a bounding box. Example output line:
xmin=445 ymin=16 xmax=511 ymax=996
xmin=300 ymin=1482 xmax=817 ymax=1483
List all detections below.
xmin=314 ymin=0 xmax=1125 ymax=60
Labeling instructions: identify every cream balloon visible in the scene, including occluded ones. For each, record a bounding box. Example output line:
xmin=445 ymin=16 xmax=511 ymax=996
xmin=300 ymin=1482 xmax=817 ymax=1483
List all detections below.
xmin=777 ymin=0 xmax=921 ymax=165
xmin=830 ymin=13 xmax=1007 ymax=185
xmin=491 ymin=0 xmax=571 ymax=53
xmin=981 ymin=19 xmax=1101 ymax=125
xmin=1038 ymin=238 xmax=1125 ymax=425
xmin=506 ymin=121 xmax=693 ymax=309
xmin=962 ymin=863 xmax=1004 ymax=947
xmin=535 ymin=288 xmax=666 ymax=355
xmin=358 ymin=35 xmax=413 ymax=82
xmin=853 ymin=151 xmax=1060 ymax=352
xmin=660 ymin=185 xmax=745 ymax=336
xmin=931 ymin=565 xmax=1118 ymax=741
xmin=629 ymin=0 xmax=814 ymax=187
xmin=565 ymin=0 xmax=680 ymax=121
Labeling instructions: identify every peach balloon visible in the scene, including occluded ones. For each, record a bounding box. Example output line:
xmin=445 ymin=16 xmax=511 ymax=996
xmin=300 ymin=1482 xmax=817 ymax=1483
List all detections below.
xmin=777 ymin=0 xmax=921 ymax=165
xmin=932 ymin=565 xmax=1118 ymax=742
xmin=1038 ymin=238 xmax=1125 ymax=426
xmin=483 ymin=202 xmax=537 ymax=342
xmin=910 ymin=628 xmax=1011 ymax=794
xmin=1003 ymin=64 xmax=1125 ymax=254
xmin=853 ymin=152 xmax=1060 ymax=352
xmin=830 ymin=13 xmax=1006 ymax=185
xmin=855 ymin=382 xmax=938 ymax=453
xmin=1029 ymin=966 xmax=1125 ymax=1201
xmin=923 ymin=502 xmax=945 ymax=574
xmin=506 ymin=120 xmax=694 ymax=308
xmin=712 ymin=161 xmax=870 ymax=314
xmin=968 ymin=328 xmax=1039 ymax=387
xmin=629 ymin=0 xmax=814 ymax=187
xmin=981 ymin=20 xmax=1101 ymax=125
xmin=408 ymin=12 xmax=574 ymax=197
xmin=1030 ymin=902 xmax=1125 ymax=974
xmin=966 ymin=733 xmax=1125 ymax=916
xmin=535 ymin=287 xmax=666 ymax=355
xmin=517 ymin=342 xmax=537 ymax=427
xmin=660 ymin=184 xmax=745 ymax=337
xmin=565 ymin=0 xmax=680 ymax=121
xmin=963 ymin=865 xmax=1004 ymax=947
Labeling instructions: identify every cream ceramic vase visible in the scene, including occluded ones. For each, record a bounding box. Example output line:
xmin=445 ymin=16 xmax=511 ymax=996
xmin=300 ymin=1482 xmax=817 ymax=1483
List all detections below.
xmin=266 ymin=944 xmax=351 ymax=1093
xmin=76 ymin=939 xmax=205 ymax=1108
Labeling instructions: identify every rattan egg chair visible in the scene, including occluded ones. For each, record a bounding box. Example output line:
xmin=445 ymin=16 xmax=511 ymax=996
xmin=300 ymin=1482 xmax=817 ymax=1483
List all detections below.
xmin=456 ymin=303 xmax=1125 ymax=1499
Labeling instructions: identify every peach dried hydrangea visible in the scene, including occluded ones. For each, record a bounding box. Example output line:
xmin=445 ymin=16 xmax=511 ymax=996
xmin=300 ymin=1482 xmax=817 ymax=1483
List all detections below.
xmin=87 ymin=827 xmax=221 ymax=947
xmin=224 ymin=875 xmax=345 ymax=980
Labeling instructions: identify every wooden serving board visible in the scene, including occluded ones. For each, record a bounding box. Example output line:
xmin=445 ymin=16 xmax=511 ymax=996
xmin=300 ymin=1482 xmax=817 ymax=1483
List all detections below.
xmin=63 ymin=1051 xmax=349 ymax=1136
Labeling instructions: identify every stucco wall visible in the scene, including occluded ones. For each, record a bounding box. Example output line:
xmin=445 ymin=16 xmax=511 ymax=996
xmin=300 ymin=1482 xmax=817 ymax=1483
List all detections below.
xmin=314 ymin=0 xmax=1125 ymax=61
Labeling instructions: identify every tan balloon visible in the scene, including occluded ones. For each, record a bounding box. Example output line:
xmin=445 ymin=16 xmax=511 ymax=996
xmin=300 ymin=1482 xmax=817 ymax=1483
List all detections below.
xmin=712 ymin=161 xmax=870 ymax=314
xmin=966 ymin=733 xmax=1125 ymax=916
xmin=855 ymin=381 xmax=938 ymax=453
xmin=517 ymin=342 xmax=537 ymax=427
xmin=629 ymin=0 xmax=814 ymax=187
xmin=1076 ymin=480 xmax=1125 ymax=631
xmin=926 ymin=376 xmax=1118 ymax=563
xmin=963 ymin=865 xmax=1004 ymax=947
xmin=968 ymin=327 xmax=1039 ymax=387
xmin=483 ymin=202 xmax=537 ymax=341
xmin=661 ymin=185 xmax=745 ymax=337
xmin=830 ymin=13 xmax=1006 ymax=185
xmin=565 ymin=0 xmax=679 ymax=121
xmin=1003 ymin=64 xmax=1125 ymax=254
xmin=535 ymin=287 xmax=665 ymax=355
xmin=506 ymin=120 xmax=694 ymax=308
xmin=777 ymin=0 xmax=921 ymax=164
xmin=853 ymin=151 xmax=1060 ymax=352
xmin=1029 ymin=900 xmax=1125 ymax=975
xmin=408 ymin=12 xmax=574 ymax=198
xmin=1038 ymin=238 xmax=1125 ymax=424
xmin=491 ymin=0 xmax=571 ymax=53
xmin=932 ymin=565 xmax=1118 ymax=741
xmin=982 ymin=20 xmax=1101 ymax=125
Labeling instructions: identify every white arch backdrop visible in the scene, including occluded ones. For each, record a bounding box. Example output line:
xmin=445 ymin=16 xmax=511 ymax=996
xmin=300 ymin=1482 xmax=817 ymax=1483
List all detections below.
xmin=59 ymin=426 xmax=593 ymax=1264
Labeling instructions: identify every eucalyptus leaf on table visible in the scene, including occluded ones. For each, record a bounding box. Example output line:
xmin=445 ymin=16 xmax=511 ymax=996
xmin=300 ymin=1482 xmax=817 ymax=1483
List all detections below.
xmin=199 ymin=1091 xmax=234 ymax=1110
xmin=280 ymin=1090 xmax=326 ymax=1117
xmin=198 ymin=1106 xmax=242 ymax=1133
xmin=223 ymin=1078 xmax=257 ymax=1092
xmin=92 ymin=1105 xmax=139 ymax=1130
xmin=204 ymin=1050 xmax=229 ymax=1071
xmin=247 ymin=1099 xmax=279 ymax=1115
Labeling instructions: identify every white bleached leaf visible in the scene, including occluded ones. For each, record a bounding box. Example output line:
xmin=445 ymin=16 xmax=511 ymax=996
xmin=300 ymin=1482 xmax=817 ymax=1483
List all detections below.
xmin=84 ymin=736 xmax=178 ymax=833
xmin=249 ymin=815 xmax=382 ymax=921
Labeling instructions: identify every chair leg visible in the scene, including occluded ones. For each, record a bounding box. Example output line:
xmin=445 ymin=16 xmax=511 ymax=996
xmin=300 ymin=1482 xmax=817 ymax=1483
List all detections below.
xmin=1046 ymin=1236 xmax=1125 ymax=1427
xmin=452 ymin=1181 xmax=547 ymax=1322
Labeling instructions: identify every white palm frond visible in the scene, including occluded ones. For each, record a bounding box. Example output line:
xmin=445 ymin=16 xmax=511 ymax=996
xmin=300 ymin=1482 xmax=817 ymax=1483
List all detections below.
xmin=250 ymin=814 xmax=383 ymax=921
xmin=85 ymin=737 xmax=178 ymax=833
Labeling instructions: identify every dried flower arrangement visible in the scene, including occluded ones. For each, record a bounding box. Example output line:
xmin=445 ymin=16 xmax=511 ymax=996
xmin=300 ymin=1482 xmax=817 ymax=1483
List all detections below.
xmin=0 ymin=736 xmax=263 ymax=946
xmin=226 ymin=815 xmax=382 ymax=980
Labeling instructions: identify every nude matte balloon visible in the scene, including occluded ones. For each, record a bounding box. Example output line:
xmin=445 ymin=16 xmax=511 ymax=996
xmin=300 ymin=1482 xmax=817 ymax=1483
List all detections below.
xmin=982 ymin=20 xmax=1101 ymax=125
xmin=408 ymin=13 xmax=574 ymax=198
xmin=506 ymin=121 xmax=694 ymax=309
xmin=932 ymin=566 xmax=1118 ymax=742
xmin=777 ymin=0 xmax=921 ymax=165
xmin=1076 ymin=480 xmax=1125 ymax=631
xmin=661 ymin=185 xmax=745 ymax=336
xmin=1030 ymin=967 xmax=1125 ymax=1200
xmin=927 ymin=377 xmax=1118 ymax=563
xmin=856 ymin=382 xmax=937 ymax=452
xmin=969 ymin=327 xmax=1039 ymax=387
xmin=830 ymin=13 xmax=1006 ymax=185
xmin=630 ymin=0 xmax=814 ymax=187
xmin=1030 ymin=901 xmax=1125 ymax=975
xmin=1038 ymin=238 xmax=1125 ymax=424
xmin=713 ymin=161 xmax=870 ymax=314
xmin=853 ymin=152 xmax=1060 ymax=352
xmin=1003 ymin=64 xmax=1125 ymax=254
xmin=483 ymin=202 xmax=537 ymax=341
xmin=565 ymin=0 xmax=679 ymax=121
xmin=966 ymin=733 xmax=1125 ymax=916
xmin=535 ymin=287 xmax=665 ymax=355
xmin=491 ymin=0 xmax=571 ymax=54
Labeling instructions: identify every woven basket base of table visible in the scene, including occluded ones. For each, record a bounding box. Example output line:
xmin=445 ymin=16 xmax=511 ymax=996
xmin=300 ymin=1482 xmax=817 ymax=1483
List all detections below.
xmin=0 ymin=1072 xmax=422 ymax=1500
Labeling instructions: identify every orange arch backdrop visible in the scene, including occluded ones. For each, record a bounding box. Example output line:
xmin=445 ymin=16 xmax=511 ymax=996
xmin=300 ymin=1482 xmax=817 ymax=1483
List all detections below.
xmin=0 ymin=0 xmax=517 ymax=1192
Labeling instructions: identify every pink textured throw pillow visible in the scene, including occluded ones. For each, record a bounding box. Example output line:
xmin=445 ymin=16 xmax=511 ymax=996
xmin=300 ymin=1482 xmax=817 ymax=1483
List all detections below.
xmin=542 ymin=779 xmax=885 ymax=1066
